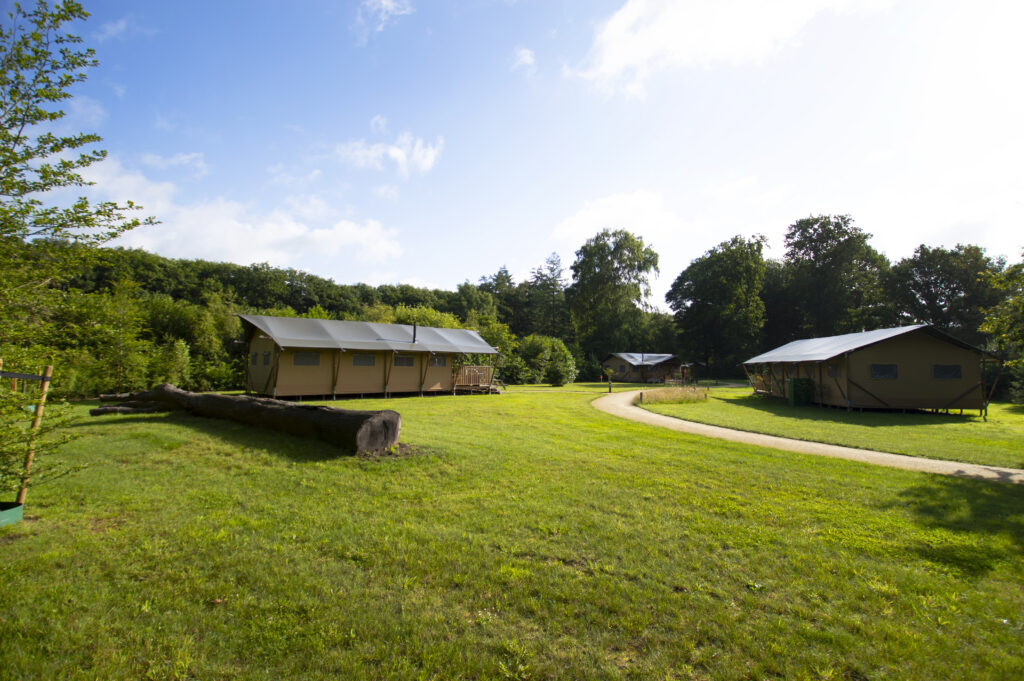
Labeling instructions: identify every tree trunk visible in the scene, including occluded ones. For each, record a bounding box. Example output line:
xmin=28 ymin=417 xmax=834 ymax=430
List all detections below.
xmin=91 ymin=384 xmax=401 ymax=454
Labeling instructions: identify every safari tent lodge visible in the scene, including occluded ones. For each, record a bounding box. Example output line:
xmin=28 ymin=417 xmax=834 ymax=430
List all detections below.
xmin=602 ymin=353 xmax=682 ymax=383
xmin=240 ymin=315 xmax=499 ymax=398
xmin=743 ymin=325 xmax=996 ymax=413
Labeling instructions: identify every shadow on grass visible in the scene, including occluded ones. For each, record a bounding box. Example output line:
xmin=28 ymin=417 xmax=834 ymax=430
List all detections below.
xmin=892 ymin=476 xmax=1024 ymax=576
xmin=76 ymin=411 xmax=354 ymax=463
xmin=716 ymin=393 xmax=980 ymax=428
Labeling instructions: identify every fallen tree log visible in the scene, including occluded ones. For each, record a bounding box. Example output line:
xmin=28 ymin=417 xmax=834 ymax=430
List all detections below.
xmin=90 ymin=384 xmax=401 ymax=454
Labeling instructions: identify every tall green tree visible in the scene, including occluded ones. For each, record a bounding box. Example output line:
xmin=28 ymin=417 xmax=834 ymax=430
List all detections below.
xmin=1 ymin=0 xmax=152 ymax=358
xmin=666 ymin=235 xmax=767 ymax=377
xmin=479 ymin=266 xmax=530 ymax=335
xmin=567 ymin=229 xmax=659 ymax=358
xmin=759 ymin=259 xmax=803 ymax=350
xmin=981 ymin=250 xmax=1024 ymax=402
xmin=784 ymin=214 xmax=892 ymax=337
xmin=1 ymin=1 xmax=153 ymax=498
xmin=527 ymin=253 xmax=570 ymax=339
xmin=887 ymin=244 xmax=1005 ymax=346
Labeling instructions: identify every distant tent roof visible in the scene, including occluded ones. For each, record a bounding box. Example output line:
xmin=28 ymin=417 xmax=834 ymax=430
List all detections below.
xmin=604 ymin=353 xmax=679 ymax=367
xmin=239 ymin=314 xmax=498 ymax=355
xmin=743 ymin=325 xmax=983 ymax=365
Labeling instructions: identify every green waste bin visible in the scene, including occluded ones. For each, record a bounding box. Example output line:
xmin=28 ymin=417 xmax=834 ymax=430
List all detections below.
xmin=0 ymin=502 xmax=23 ymax=527
xmin=788 ymin=378 xmax=813 ymax=407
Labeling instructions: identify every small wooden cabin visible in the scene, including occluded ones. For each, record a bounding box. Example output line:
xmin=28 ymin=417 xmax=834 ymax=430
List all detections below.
xmin=743 ymin=325 xmax=996 ymax=413
xmin=601 ymin=353 xmax=682 ymax=383
xmin=240 ymin=315 xmax=499 ymax=398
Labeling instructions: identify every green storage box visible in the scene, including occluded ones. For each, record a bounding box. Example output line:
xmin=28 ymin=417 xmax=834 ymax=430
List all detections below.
xmin=788 ymin=378 xmax=813 ymax=407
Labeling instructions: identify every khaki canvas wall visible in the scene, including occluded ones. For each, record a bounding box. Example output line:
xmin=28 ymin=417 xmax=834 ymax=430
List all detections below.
xmin=749 ymin=330 xmax=982 ymax=410
xmin=602 ymin=360 xmax=640 ymax=381
xmin=275 ymin=349 xmax=336 ymax=396
xmin=848 ymin=331 xmax=982 ymax=409
xmin=247 ymin=343 xmax=458 ymax=397
xmin=245 ymin=335 xmax=277 ymax=394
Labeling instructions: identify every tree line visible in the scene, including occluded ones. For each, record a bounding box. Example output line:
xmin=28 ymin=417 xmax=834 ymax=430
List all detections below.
xmin=13 ymin=214 xmax=1021 ymax=402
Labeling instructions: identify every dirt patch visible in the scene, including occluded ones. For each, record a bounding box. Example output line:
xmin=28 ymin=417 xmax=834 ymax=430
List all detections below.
xmin=89 ymin=517 xmax=126 ymax=534
xmin=356 ymin=442 xmax=429 ymax=460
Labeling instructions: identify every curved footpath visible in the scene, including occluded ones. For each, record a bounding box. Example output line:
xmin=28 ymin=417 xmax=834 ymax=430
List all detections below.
xmin=592 ymin=390 xmax=1024 ymax=484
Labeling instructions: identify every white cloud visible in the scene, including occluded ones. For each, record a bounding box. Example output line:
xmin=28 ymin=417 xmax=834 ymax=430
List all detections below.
xmin=94 ymin=18 xmax=128 ymax=42
xmin=68 ymin=96 xmax=107 ymax=127
xmin=356 ymin=0 xmax=414 ymax=42
xmin=512 ymin=46 xmax=536 ymax=74
xmin=570 ymin=0 xmax=888 ymax=97
xmin=373 ymin=184 xmax=400 ymax=200
xmin=267 ymin=164 xmax=323 ymax=185
xmin=330 ymin=219 xmax=404 ymax=262
xmin=154 ymin=114 xmax=176 ymax=132
xmin=552 ymin=190 xmax=683 ymax=245
xmin=370 ymin=114 xmax=388 ymax=134
xmin=80 ymin=157 xmax=404 ymax=274
xmin=284 ymin=194 xmax=334 ymax=222
xmin=336 ymin=131 xmax=443 ymax=177
xmin=140 ymin=152 xmax=209 ymax=177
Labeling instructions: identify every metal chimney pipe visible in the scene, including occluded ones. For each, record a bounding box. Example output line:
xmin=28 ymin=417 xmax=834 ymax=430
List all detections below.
xmin=413 ymin=323 xmax=417 ymax=343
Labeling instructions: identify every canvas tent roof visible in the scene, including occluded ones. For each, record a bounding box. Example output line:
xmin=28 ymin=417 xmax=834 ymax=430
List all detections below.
xmin=604 ymin=353 xmax=678 ymax=367
xmin=743 ymin=325 xmax=982 ymax=365
xmin=239 ymin=314 xmax=498 ymax=355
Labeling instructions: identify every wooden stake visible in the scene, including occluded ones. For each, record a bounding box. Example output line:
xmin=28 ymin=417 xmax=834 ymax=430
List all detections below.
xmin=16 ymin=365 xmax=53 ymax=505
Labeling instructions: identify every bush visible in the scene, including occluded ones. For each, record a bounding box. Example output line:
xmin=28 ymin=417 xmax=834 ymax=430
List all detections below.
xmin=518 ymin=335 xmax=577 ymax=386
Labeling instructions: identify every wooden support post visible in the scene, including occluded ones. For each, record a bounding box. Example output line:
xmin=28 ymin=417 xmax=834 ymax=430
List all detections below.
xmin=844 ymin=353 xmax=852 ymax=410
xmin=941 ymin=382 xmax=983 ymax=411
xmin=816 ymin=363 xmax=823 ymax=407
xmin=16 ymin=366 xmax=53 ymax=505
xmin=419 ymin=353 xmax=430 ymax=396
xmin=332 ymin=349 xmax=343 ymax=400
xmin=243 ymin=342 xmax=252 ymax=395
xmin=847 ymin=377 xmax=890 ymax=408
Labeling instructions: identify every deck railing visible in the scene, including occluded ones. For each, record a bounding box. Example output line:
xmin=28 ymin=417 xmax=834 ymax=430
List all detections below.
xmin=455 ymin=365 xmax=493 ymax=387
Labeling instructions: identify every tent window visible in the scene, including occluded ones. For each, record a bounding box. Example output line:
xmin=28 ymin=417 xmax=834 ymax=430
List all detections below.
xmin=429 ymin=356 xmax=447 ymax=367
xmin=293 ymin=351 xmax=320 ymax=366
xmin=826 ymin=364 xmax=838 ymax=378
xmin=262 ymin=352 xmax=271 ymax=366
xmin=394 ymin=354 xmax=414 ymax=367
xmin=250 ymin=352 xmax=258 ymax=366
xmin=619 ymin=364 xmax=626 ymax=373
xmin=933 ymin=364 xmax=962 ymax=379
xmin=870 ymin=363 xmax=898 ymax=379
xmin=353 ymin=353 xmax=375 ymax=367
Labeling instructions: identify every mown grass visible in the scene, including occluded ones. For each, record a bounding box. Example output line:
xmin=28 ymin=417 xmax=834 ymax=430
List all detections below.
xmin=1 ymin=390 xmax=1022 ymax=679
xmin=641 ymin=387 xmax=1024 ymax=469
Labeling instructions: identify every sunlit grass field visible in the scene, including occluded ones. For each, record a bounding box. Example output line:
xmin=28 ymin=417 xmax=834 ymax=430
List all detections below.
xmin=1 ymin=388 xmax=1022 ymax=679
xmin=641 ymin=386 xmax=1024 ymax=469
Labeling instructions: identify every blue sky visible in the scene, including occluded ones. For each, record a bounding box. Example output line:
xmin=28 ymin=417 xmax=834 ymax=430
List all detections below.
xmin=63 ymin=0 xmax=1024 ymax=309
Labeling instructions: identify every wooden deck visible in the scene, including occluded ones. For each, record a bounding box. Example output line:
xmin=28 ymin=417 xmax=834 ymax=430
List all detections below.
xmin=453 ymin=366 xmax=501 ymax=394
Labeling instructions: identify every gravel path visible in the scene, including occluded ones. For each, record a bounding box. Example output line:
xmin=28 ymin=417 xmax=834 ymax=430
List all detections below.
xmin=592 ymin=390 xmax=1024 ymax=484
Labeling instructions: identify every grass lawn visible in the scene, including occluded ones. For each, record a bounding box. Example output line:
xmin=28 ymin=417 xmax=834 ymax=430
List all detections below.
xmin=1 ymin=389 xmax=1022 ymax=679
xmin=640 ymin=387 xmax=1024 ymax=470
